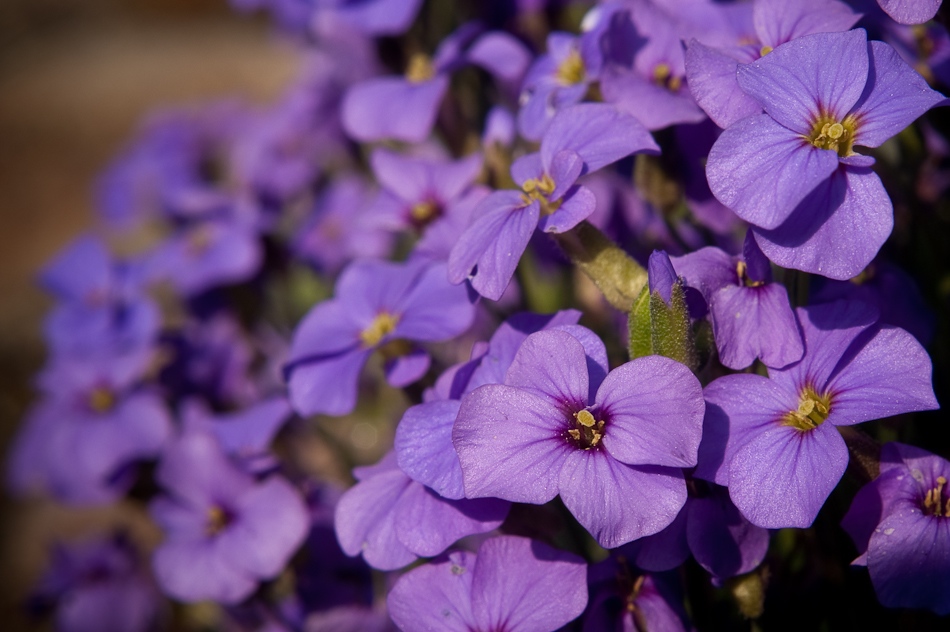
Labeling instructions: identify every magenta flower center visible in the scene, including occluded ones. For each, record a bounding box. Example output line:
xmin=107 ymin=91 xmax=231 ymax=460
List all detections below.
xmin=923 ymin=476 xmax=950 ymax=518
xmin=782 ymin=387 xmax=832 ymax=431
xmin=566 ymin=408 xmax=605 ymax=450
xmin=806 ymin=114 xmax=857 ymax=157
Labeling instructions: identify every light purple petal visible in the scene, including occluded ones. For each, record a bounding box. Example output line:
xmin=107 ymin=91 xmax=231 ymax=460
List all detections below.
xmin=596 ymin=356 xmax=705 ymax=468
xmin=737 ymin=29 xmax=868 ymax=130
xmin=710 ymin=283 xmax=804 ymax=370
xmin=394 ymin=484 xmax=509 ymax=557
xmin=331 ymin=0 xmax=423 ymax=36
xmin=153 ymin=539 xmax=256 ymax=604
xmin=878 ymin=0 xmax=941 ymax=25
xmin=287 ymin=349 xmax=371 ymax=417
xmin=471 ymin=536 xmax=588 ymax=632
xmin=341 ymin=76 xmax=448 ymax=143
xmin=447 ymin=192 xmax=539 ymax=301
xmin=626 ymin=506 xmax=691 ymax=572
xmin=396 ymin=262 xmax=476 ymax=341
xmin=395 ymin=399 xmax=466 ymax=499
xmin=728 ymin=421 xmax=848 ymax=528
xmin=547 ymin=149 xmax=584 ymax=200
xmin=370 ymin=148 xmax=431 ymax=202
xmin=601 ymin=67 xmax=707 ymax=131
xmin=671 ymin=246 xmax=737 ymax=300
xmin=538 ymin=185 xmax=597 ymax=233
xmin=510 ymin=153 xmax=544 ymax=188
xmin=453 ymin=384 xmax=568 ymax=504
xmin=687 ymin=488 xmax=770 ymax=578
xmin=825 ymin=326 xmax=938 ymax=425
xmin=549 ymin=323 xmax=609 ymax=399
xmin=210 ymin=397 xmax=291 ymax=459
xmin=684 ymin=40 xmax=762 ymax=129
xmin=504 ymin=329 xmax=589 ymax=406
xmin=156 ymin=431 xmax=253 ymax=509
xmin=851 ymin=40 xmax=947 ymax=148
xmin=385 ymin=348 xmax=431 ymax=388
xmin=466 ymin=32 xmax=532 ymax=86
xmin=753 ymin=0 xmax=861 ymax=48
xmin=560 ymin=451 xmax=687 ymax=548
xmin=706 ymin=113 xmax=838 ymax=229
xmin=287 ymin=299 xmax=362 ymax=362
xmin=387 ymin=550 xmax=476 ymax=632
xmin=540 ymin=103 xmax=659 ymax=173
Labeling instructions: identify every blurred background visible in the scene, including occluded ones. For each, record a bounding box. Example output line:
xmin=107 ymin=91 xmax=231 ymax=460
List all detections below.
xmin=0 ymin=1 xmax=299 ymax=627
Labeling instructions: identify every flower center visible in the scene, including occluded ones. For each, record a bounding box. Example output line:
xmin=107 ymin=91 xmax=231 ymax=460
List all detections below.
xmin=782 ymin=387 xmax=831 ymax=431
xmin=520 ymin=174 xmax=562 ymax=215
xmin=556 ymin=49 xmax=586 ymax=86
xmin=652 ymin=63 xmax=682 ymax=92
xmin=805 ymin=114 xmax=858 ymax=157
xmin=736 ymin=260 xmax=764 ymax=288
xmin=360 ymin=312 xmax=400 ymax=348
xmin=206 ymin=505 xmax=233 ymax=536
xmin=565 ymin=408 xmax=605 ymax=450
xmin=87 ymin=386 xmax=116 ymax=414
xmin=410 ymin=200 xmax=441 ymax=227
xmin=923 ymin=476 xmax=950 ymax=518
xmin=405 ymin=53 xmax=436 ymax=83
xmin=759 ymin=45 xmax=773 ymax=57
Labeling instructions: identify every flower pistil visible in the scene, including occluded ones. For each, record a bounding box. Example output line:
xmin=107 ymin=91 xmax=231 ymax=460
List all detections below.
xmin=566 ymin=408 xmax=605 ymax=450
xmin=923 ymin=476 xmax=950 ymax=518
xmin=782 ymin=387 xmax=831 ymax=431
xmin=805 ymin=114 xmax=858 ymax=157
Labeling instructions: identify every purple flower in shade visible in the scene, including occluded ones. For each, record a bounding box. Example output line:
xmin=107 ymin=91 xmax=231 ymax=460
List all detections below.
xmin=842 ymin=442 xmax=950 ymax=615
xmin=454 ymin=328 xmax=705 ymax=548
xmin=705 ymin=29 xmax=946 ymax=280
xmin=367 ymin=148 xmax=484 ymax=235
xmin=7 ymin=353 xmax=172 ymax=505
xmin=29 ymin=533 xmax=162 ymax=632
xmin=342 ymin=25 xmax=529 ymax=143
xmin=672 ymin=232 xmax=804 ymax=370
xmin=334 ymin=451 xmax=509 ymax=571
xmin=517 ymin=29 xmax=605 ymax=141
xmin=150 ymin=429 xmax=309 ymax=604
xmin=386 ymin=535 xmax=588 ymax=632
xmin=685 ymin=0 xmax=861 ymax=129
xmin=285 ymin=258 xmax=476 ymax=417
xmin=621 ymin=481 xmax=770 ymax=580
xmin=310 ymin=0 xmax=424 ymax=37
xmin=696 ymin=300 xmax=939 ymax=528
xmin=448 ymin=102 xmax=659 ymax=300
xmin=584 ymin=559 xmax=690 ymax=632
xmin=294 ymin=175 xmax=394 ymax=274
xmin=878 ymin=0 xmax=942 ymax=25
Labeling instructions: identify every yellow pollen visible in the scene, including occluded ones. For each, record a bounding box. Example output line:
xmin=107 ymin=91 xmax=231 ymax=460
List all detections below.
xmin=405 ymin=53 xmax=436 ymax=83
xmin=924 ymin=476 xmax=949 ymax=517
xmin=782 ymin=387 xmax=831 ymax=431
xmin=522 ymin=174 xmax=556 ymax=198
xmin=759 ymin=45 xmax=773 ymax=57
xmin=652 ymin=63 xmax=682 ymax=93
xmin=805 ymin=114 xmax=858 ymax=157
xmin=736 ymin=260 xmax=764 ymax=288
xmin=360 ymin=312 xmax=400 ymax=348
xmin=410 ymin=200 xmax=439 ymax=225
xmin=568 ymin=409 xmax=605 ymax=449
xmin=653 ymin=63 xmax=671 ymax=82
xmin=206 ymin=506 xmax=230 ymax=535
xmin=88 ymin=387 xmax=116 ymax=413
xmin=555 ymin=49 xmax=586 ymax=85
xmin=575 ymin=409 xmax=596 ymax=428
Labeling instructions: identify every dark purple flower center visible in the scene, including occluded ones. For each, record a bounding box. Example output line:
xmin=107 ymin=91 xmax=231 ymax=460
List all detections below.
xmin=87 ymin=386 xmax=117 ymax=414
xmin=923 ymin=475 xmax=950 ymax=518
xmin=205 ymin=505 xmax=234 ymax=536
xmin=782 ymin=387 xmax=831 ymax=431
xmin=805 ymin=114 xmax=857 ymax=157
xmin=565 ymin=408 xmax=605 ymax=450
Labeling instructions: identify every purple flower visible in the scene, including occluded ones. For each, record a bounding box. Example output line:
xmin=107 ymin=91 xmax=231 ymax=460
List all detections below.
xmin=672 ymin=233 xmax=804 ymax=369
xmin=334 ymin=451 xmax=509 ymax=571
xmin=386 ymin=535 xmax=588 ymax=632
xmin=454 ymin=328 xmax=705 ymax=548
xmin=696 ymin=300 xmax=939 ymax=528
xmin=29 ymin=533 xmax=162 ymax=632
xmin=150 ymin=429 xmax=309 ymax=604
xmin=449 ymin=103 xmax=658 ymax=300
xmin=705 ymin=29 xmax=946 ymax=279
xmin=842 ymin=442 xmax=950 ymax=615
xmin=585 ymin=560 xmax=690 ymax=632
xmin=285 ymin=258 xmax=475 ymax=417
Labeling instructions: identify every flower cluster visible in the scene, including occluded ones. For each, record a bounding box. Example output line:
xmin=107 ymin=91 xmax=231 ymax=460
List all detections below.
xmin=8 ymin=0 xmax=950 ymax=630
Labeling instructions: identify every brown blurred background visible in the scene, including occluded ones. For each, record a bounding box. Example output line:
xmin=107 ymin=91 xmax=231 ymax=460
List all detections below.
xmin=0 ymin=1 xmax=300 ymax=627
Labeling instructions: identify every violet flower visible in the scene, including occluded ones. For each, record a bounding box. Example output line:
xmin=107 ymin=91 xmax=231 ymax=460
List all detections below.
xmin=454 ymin=328 xmax=705 ymax=548
xmin=842 ymin=442 xmax=950 ymax=615
xmin=386 ymin=535 xmax=588 ymax=632
xmin=672 ymin=232 xmax=804 ymax=370
xmin=696 ymin=300 xmax=939 ymax=528
xmin=449 ymin=102 xmax=658 ymax=300
xmin=705 ymin=29 xmax=946 ymax=279
xmin=285 ymin=258 xmax=475 ymax=417
xmin=585 ymin=559 xmax=690 ymax=632
xmin=150 ymin=429 xmax=309 ymax=604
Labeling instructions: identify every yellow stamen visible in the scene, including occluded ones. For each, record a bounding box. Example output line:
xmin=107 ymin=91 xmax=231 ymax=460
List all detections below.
xmin=568 ymin=409 xmax=605 ymax=449
xmin=736 ymin=260 xmax=764 ymax=288
xmin=805 ymin=113 xmax=858 ymax=157
xmin=575 ymin=409 xmax=596 ymax=428
xmin=360 ymin=312 xmax=400 ymax=348
xmin=924 ymin=476 xmax=948 ymax=517
xmin=405 ymin=53 xmax=436 ymax=83
xmin=782 ymin=387 xmax=832 ymax=431
xmin=760 ymin=45 xmax=773 ymax=57
xmin=88 ymin=387 xmax=116 ymax=414
xmin=206 ymin=506 xmax=230 ymax=535
xmin=556 ymin=49 xmax=586 ymax=85
xmin=410 ymin=200 xmax=440 ymax=225
xmin=652 ymin=63 xmax=682 ymax=93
